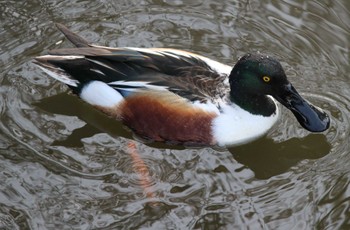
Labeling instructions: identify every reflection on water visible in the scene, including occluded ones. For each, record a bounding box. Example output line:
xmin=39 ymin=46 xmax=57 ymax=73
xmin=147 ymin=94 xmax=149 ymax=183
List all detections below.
xmin=0 ymin=0 xmax=349 ymax=229
xmin=230 ymin=134 xmax=331 ymax=179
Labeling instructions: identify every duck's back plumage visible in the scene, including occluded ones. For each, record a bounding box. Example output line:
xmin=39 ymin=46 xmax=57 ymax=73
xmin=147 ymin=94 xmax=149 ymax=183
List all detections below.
xmin=46 ymin=46 xmax=230 ymax=102
xmin=35 ymin=24 xmax=231 ymax=104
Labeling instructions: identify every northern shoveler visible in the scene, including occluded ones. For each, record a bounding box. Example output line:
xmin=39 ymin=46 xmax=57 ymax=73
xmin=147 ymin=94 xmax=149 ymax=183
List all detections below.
xmin=34 ymin=23 xmax=330 ymax=146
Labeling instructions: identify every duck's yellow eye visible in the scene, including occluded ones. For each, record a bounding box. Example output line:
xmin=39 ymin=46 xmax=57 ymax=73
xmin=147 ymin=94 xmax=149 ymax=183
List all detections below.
xmin=263 ymin=76 xmax=271 ymax=83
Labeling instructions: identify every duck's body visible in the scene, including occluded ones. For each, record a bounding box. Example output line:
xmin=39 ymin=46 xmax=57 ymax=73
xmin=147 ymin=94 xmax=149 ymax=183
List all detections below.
xmin=34 ymin=24 xmax=329 ymax=146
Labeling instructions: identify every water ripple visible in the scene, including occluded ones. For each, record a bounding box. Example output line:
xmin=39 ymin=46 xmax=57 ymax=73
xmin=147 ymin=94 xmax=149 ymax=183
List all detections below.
xmin=0 ymin=0 xmax=349 ymax=229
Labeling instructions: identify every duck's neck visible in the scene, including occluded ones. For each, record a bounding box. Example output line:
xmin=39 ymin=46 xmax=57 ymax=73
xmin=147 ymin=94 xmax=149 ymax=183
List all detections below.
xmin=229 ymin=88 xmax=276 ymax=116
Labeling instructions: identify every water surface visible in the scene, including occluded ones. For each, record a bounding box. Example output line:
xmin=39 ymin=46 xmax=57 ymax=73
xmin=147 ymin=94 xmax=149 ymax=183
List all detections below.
xmin=0 ymin=0 xmax=349 ymax=229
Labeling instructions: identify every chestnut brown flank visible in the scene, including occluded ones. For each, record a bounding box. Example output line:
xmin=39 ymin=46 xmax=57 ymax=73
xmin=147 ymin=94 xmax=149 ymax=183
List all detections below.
xmin=111 ymin=92 xmax=218 ymax=145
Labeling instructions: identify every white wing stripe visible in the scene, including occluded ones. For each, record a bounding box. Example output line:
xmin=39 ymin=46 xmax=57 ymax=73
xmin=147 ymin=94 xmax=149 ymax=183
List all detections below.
xmin=90 ymin=68 xmax=106 ymax=76
xmin=108 ymin=81 xmax=168 ymax=90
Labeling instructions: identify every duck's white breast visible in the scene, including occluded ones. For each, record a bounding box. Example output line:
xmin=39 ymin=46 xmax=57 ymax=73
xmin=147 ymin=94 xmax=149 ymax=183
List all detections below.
xmin=212 ymin=99 xmax=280 ymax=146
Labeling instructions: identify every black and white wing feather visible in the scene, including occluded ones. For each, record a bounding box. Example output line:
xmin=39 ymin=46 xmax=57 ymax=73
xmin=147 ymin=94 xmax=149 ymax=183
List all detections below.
xmin=34 ymin=24 xmax=232 ymax=103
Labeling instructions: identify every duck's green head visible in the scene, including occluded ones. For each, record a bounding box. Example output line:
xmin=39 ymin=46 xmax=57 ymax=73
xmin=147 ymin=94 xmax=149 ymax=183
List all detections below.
xmin=229 ymin=53 xmax=330 ymax=132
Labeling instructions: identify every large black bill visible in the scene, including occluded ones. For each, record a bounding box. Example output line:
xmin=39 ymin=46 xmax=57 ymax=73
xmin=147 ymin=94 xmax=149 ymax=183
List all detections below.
xmin=276 ymin=84 xmax=330 ymax=132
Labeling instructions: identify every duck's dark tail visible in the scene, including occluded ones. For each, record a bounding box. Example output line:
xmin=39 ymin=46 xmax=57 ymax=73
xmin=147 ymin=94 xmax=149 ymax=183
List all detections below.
xmin=55 ymin=23 xmax=90 ymax=48
xmin=33 ymin=55 xmax=80 ymax=89
xmin=33 ymin=24 xmax=93 ymax=92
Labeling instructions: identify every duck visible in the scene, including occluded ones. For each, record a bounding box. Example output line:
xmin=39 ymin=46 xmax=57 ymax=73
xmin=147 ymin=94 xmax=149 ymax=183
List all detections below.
xmin=34 ymin=23 xmax=330 ymax=147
